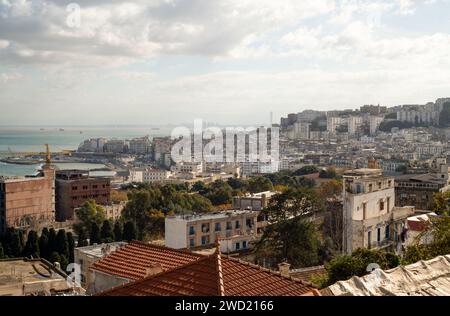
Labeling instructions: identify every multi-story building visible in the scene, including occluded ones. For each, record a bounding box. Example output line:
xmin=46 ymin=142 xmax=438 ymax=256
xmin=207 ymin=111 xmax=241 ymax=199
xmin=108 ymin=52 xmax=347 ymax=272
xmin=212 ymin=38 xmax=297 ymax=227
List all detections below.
xmin=152 ymin=137 xmax=172 ymax=163
xmin=129 ymin=136 xmax=150 ymax=154
xmin=342 ymin=168 xmax=415 ymax=254
xmin=103 ymin=140 xmax=128 ymax=153
xmin=55 ymin=170 xmax=111 ymax=222
xmin=77 ymin=138 xmax=107 ymax=153
xmin=165 ymin=210 xmax=265 ymax=253
xmin=232 ymin=191 xmax=277 ymax=211
xmin=327 ymin=116 xmax=345 ymax=134
xmin=348 ymin=116 xmax=363 ymax=135
xmin=369 ymin=116 xmax=384 ymax=136
xmin=0 ymin=165 xmax=55 ymax=235
xmin=395 ymin=157 xmax=450 ymax=211
xmin=143 ymin=168 xmax=170 ymax=183
xmin=171 ymin=161 xmax=203 ymax=175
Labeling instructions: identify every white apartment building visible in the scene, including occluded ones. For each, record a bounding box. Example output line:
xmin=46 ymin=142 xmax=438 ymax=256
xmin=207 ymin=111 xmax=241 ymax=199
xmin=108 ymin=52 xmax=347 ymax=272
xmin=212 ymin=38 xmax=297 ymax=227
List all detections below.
xmin=342 ymin=169 xmax=415 ymax=254
xmin=369 ymin=116 xmax=384 ymax=136
xmin=171 ymin=161 xmax=203 ymax=175
xmin=327 ymin=116 xmax=344 ymax=133
xmin=143 ymin=168 xmax=171 ymax=183
xmin=348 ymin=116 xmax=363 ymax=135
xmin=165 ymin=210 xmax=264 ymax=253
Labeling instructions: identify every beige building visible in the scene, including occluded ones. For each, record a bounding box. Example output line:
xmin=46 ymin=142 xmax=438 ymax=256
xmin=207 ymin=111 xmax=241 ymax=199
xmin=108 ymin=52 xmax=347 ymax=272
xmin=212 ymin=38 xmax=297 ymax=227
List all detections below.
xmin=232 ymin=190 xmax=277 ymax=211
xmin=0 ymin=258 xmax=83 ymax=296
xmin=343 ymin=169 xmax=415 ymax=254
xmin=74 ymin=242 xmax=127 ymax=290
xmin=165 ymin=210 xmax=265 ymax=253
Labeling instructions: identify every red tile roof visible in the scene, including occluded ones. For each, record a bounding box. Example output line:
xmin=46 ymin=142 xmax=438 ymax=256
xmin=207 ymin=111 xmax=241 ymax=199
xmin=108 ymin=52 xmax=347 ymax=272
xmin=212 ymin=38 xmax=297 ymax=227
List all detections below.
xmin=90 ymin=241 xmax=203 ymax=280
xmin=96 ymin=251 xmax=319 ymax=296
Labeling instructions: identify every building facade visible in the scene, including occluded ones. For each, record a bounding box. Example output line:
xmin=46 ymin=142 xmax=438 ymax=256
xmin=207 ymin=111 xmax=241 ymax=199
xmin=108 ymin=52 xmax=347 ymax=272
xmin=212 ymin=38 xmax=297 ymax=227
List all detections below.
xmin=55 ymin=170 xmax=111 ymax=222
xmin=165 ymin=210 xmax=264 ymax=253
xmin=0 ymin=165 xmax=55 ymax=235
xmin=342 ymin=169 xmax=415 ymax=254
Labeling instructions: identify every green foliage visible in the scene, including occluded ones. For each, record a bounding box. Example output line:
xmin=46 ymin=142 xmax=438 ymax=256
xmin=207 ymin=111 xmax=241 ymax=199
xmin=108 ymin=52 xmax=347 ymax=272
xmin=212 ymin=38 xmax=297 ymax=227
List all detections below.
xmin=205 ymin=180 xmax=233 ymax=205
xmin=56 ymin=229 xmax=69 ymax=259
xmin=38 ymin=232 xmax=49 ymax=259
xmin=227 ymin=178 xmax=248 ymax=191
xmin=247 ymin=177 xmax=274 ymax=193
xmin=323 ymin=248 xmax=401 ymax=287
xmin=100 ymin=220 xmax=115 ymax=243
xmin=255 ymin=188 xmax=325 ymax=268
xmin=49 ymin=252 xmax=60 ymax=264
xmin=113 ymin=222 xmax=123 ymax=242
xmin=67 ymin=232 xmax=75 ymax=263
xmin=319 ymin=167 xmax=337 ymax=179
xmin=292 ymin=165 xmax=319 ymax=176
xmin=432 ymin=192 xmax=450 ymax=215
xmin=90 ymin=222 xmax=101 ymax=245
xmin=403 ymin=215 xmax=450 ymax=264
xmin=123 ymin=221 xmax=137 ymax=242
xmin=48 ymin=228 xmax=57 ymax=255
xmin=23 ymin=230 xmax=39 ymax=258
xmin=77 ymin=227 xmax=89 ymax=247
xmin=73 ymin=200 xmax=106 ymax=236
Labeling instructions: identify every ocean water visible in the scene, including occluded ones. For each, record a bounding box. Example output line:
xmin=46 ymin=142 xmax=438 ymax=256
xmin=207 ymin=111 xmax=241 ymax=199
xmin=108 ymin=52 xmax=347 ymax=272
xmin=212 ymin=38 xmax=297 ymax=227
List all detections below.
xmin=0 ymin=125 xmax=171 ymax=176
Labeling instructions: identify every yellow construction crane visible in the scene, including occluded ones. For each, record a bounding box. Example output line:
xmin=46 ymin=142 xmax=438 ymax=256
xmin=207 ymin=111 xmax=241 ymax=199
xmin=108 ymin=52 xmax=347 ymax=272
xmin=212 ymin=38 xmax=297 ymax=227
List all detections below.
xmin=6 ymin=144 xmax=73 ymax=161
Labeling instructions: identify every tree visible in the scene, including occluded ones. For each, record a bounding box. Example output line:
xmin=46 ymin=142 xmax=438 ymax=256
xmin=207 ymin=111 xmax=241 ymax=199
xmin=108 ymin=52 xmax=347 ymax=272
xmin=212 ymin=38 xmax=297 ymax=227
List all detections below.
xmin=38 ymin=233 xmax=49 ymax=259
xmin=0 ymin=242 xmax=4 ymax=259
xmin=100 ymin=220 xmax=115 ymax=243
xmin=90 ymin=222 xmax=101 ymax=245
xmin=56 ymin=229 xmax=69 ymax=259
xmin=432 ymin=192 xmax=450 ymax=215
xmin=49 ymin=252 xmax=61 ymax=265
xmin=292 ymin=165 xmax=319 ymax=176
xmin=255 ymin=188 xmax=324 ymax=268
xmin=73 ymin=200 xmax=106 ymax=236
xmin=192 ymin=181 xmax=208 ymax=194
xmin=48 ymin=228 xmax=57 ymax=255
xmin=113 ymin=222 xmax=123 ymax=242
xmin=256 ymin=217 xmax=321 ymax=268
xmin=10 ymin=229 xmax=23 ymax=257
xmin=67 ymin=232 xmax=75 ymax=263
xmin=319 ymin=167 xmax=337 ymax=179
xmin=77 ymin=227 xmax=89 ymax=247
xmin=23 ymin=230 xmax=40 ymax=258
xmin=247 ymin=177 xmax=274 ymax=193
xmin=123 ymin=221 xmax=137 ymax=242
xmin=111 ymin=190 xmax=128 ymax=203
xmin=324 ymin=248 xmax=400 ymax=287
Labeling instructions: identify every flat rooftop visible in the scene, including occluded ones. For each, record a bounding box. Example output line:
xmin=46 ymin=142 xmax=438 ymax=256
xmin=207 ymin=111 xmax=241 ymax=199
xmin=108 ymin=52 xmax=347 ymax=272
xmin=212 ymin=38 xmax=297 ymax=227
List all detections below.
xmin=169 ymin=210 xmax=258 ymax=222
xmin=75 ymin=242 xmax=127 ymax=259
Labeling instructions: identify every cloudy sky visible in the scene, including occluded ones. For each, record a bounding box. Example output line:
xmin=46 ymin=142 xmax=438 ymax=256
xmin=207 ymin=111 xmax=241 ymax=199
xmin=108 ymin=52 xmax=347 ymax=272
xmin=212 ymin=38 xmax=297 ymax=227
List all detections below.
xmin=1 ymin=0 xmax=450 ymax=126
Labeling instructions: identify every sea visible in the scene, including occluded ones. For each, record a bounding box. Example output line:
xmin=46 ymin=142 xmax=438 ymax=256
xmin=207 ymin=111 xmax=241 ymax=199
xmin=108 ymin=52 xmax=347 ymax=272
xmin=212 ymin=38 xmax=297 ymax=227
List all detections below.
xmin=0 ymin=125 xmax=172 ymax=176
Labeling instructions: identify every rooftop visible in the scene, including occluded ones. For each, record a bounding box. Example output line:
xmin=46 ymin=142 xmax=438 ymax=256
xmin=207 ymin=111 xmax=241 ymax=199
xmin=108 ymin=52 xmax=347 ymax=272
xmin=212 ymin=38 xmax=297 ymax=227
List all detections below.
xmin=325 ymin=254 xmax=450 ymax=296
xmin=0 ymin=258 xmax=73 ymax=296
xmin=168 ymin=210 xmax=258 ymax=222
xmin=76 ymin=242 xmax=128 ymax=259
xmin=90 ymin=241 xmax=203 ymax=280
xmin=96 ymin=251 xmax=319 ymax=296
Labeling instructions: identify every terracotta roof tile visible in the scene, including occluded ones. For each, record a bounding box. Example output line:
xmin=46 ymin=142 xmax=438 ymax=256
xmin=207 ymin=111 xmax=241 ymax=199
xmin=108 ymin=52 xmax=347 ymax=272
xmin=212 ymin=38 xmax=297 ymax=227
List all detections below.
xmin=96 ymin=252 xmax=319 ymax=296
xmin=90 ymin=241 xmax=203 ymax=280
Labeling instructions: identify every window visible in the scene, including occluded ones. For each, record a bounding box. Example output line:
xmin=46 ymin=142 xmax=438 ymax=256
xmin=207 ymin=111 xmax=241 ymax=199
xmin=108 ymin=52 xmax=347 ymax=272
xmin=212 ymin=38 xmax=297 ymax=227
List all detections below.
xmin=72 ymin=186 xmax=78 ymax=191
xmin=93 ymin=185 xmax=98 ymax=189
xmin=362 ymin=202 xmax=367 ymax=220
xmin=387 ymin=197 xmax=390 ymax=213
xmin=189 ymin=226 xmax=195 ymax=235
xmin=235 ymin=220 xmax=240 ymax=229
xmin=243 ymin=241 xmax=247 ymax=249
xmin=201 ymin=235 xmax=209 ymax=245
xmin=201 ymin=223 xmax=210 ymax=233
xmin=388 ymin=180 xmax=392 ymax=187
xmin=226 ymin=221 xmax=232 ymax=230
xmin=189 ymin=238 xmax=195 ymax=247
xmin=367 ymin=231 xmax=372 ymax=248
xmin=82 ymin=185 xmax=88 ymax=190
xmin=378 ymin=182 xmax=382 ymax=189
xmin=368 ymin=184 xmax=372 ymax=192
xmin=235 ymin=242 xmax=240 ymax=250
xmin=215 ymin=223 xmax=221 ymax=232
xmin=377 ymin=227 xmax=381 ymax=243
xmin=246 ymin=218 xmax=253 ymax=228
xmin=385 ymin=225 xmax=390 ymax=239
xmin=379 ymin=199 xmax=384 ymax=211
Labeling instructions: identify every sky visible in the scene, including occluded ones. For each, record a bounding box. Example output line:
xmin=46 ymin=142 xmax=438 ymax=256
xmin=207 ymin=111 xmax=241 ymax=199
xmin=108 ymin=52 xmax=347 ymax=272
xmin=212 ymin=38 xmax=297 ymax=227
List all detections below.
xmin=1 ymin=0 xmax=450 ymax=126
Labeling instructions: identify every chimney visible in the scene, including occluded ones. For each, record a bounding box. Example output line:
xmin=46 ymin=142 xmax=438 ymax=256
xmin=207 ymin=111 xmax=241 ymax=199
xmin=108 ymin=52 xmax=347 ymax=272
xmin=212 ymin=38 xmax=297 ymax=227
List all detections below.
xmin=145 ymin=264 xmax=163 ymax=277
xmin=278 ymin=262 xmax=291 ymax=278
